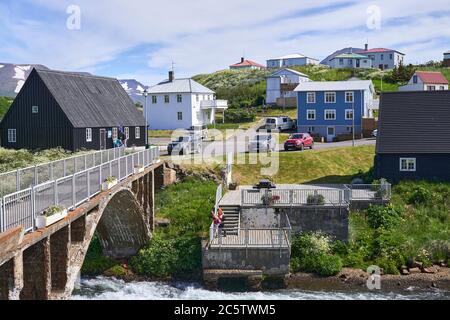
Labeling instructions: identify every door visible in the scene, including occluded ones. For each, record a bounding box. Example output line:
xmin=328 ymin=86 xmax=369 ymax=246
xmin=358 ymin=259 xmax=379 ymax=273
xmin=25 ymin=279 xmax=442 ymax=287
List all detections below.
xmin=100 ymin=129 xmax=107 ymax=150
xmin=356 ymin=59 xmax=360 ymax=68
xmin=327 ymin=127 xmax=335 ymax=142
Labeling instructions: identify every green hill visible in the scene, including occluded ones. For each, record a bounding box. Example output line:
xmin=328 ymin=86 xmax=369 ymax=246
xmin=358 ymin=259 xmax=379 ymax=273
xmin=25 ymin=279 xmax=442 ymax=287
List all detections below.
xmin=0 ymin=96 xmax=13 ymax=120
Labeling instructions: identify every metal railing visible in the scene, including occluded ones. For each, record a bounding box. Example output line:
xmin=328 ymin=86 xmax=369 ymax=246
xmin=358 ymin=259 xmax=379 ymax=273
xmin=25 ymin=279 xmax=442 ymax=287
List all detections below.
xmin=0 ymin=147 xmax=127 ymax=197
xmin=345 ymin=184 xmax=392 ymax=201
xmin=0 ymin=147 xmax=160 ymax=234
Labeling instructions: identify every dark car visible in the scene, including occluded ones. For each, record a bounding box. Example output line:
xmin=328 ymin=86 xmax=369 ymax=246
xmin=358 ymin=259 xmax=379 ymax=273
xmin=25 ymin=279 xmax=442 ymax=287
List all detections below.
xmin=284 ymin=133 xmax=314 ymax=151
xmin=167 ymin=135 xmax=202 ymax=155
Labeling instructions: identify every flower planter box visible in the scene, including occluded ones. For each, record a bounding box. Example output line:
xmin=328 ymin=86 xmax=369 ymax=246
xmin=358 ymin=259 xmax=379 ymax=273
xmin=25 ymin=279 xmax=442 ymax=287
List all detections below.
xmin=134 ymin=166 xmax=145 ymax=174
xmin=35 ymin=208 xmax=68 ymax=229
xmin=102 ymin=179 xmax=118 ymax=191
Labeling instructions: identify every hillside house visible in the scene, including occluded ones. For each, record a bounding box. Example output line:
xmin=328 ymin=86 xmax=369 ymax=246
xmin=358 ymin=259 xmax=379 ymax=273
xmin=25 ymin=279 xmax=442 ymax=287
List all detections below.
xmin=328 ymin=53 xmax=373 ymax=69
xmin=399 ymin=71 xmax=449 ymax=92
xmin=266 ymin=53 xmax=319 ymax=68
xmin=295 ymin=80 xmax=375 ymax=142
xmin=146 ymin=72 xmax=228 ymax=130
xmin=0 ymin=68 xmax=146 ymax=151
xmin=266 ymin=68 xmax=310 ymax=107
xmin=229 ymin=57 xmax=265 ymax=70
xmin=375 ymin=91 xmax=450 ymax=183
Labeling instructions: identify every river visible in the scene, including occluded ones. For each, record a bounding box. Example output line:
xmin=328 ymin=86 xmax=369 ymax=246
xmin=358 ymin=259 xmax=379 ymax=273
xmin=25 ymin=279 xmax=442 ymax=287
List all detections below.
xmin=72 ymin=277 xmax=450 ymax=300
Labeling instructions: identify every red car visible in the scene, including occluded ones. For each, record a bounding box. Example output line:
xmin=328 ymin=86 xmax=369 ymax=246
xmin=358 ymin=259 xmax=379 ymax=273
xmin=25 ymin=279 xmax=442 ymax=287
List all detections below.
xmin=284 ymin=133 xmax=314 ymax=151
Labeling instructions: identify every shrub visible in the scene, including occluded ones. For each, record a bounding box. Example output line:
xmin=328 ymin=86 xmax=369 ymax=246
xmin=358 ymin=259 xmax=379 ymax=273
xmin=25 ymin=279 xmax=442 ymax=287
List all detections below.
xmin=292 ymin=253 xmax=343 ymax=277
xmin=407 ymin=187 xmax=434 ymax=206
xmin=224 ymin=108 xmax=256 ymax=123
xmin=366 ymin=205 xmax=401 ymax=230
xmin=306 ymin=194 xmax=325 ymax=206
xmin=426 ymin=240 xmax=450 ymax=263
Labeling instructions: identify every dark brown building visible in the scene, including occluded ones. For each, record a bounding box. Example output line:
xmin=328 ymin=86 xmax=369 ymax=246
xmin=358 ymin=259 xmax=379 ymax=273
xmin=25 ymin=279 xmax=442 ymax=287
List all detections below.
xmin=0 ymin=68 xmax=146 ymax=151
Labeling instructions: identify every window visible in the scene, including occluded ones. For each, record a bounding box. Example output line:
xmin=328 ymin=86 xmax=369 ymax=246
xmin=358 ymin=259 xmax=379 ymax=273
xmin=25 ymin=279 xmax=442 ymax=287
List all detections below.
xmin=196 ymin=94 xmax=199 ymax=102
xmin=125 ymin=127 xmax=130 ymax=139
xmin=307 ymin=92 xmax=316 ymax=103
xmin=112 ymin=127 xmax=118 ymax=140
xmin=413 ymin=75 xmax=418 ymax=84
xmin=400 ymin=158 xmax=416 ymax=172
xmin=164 ymin=95 xmax=170 ymax=103
xmin=325 ymin=92 xmax=336 ymax=103
xmin=32 ymin=106 xmax=39 ymax=114
xmin=339 ymin=59 xmax=344 ymax=65
xmin=381 ymin=54 xmax=384 ymax=60
xmin=307 ymin=126 xmax=315 ymax=133
xmin=8 ymin=129 xmax=16 ymax=143
xmin=428 ymin=86 xmax=436 ymax=91
xmin=390 ymin=54 xmax=393 ymax=60
xmin=345 ymin=109 xmax=354 ymax=120
xmin=440 ymin=86 xmax=445 ymax=90
xmin=347 ymin=126 xmax=353 ymax=133
xmin=324 ymin=109 xmax=336 ymax=120
xmin=345 ymin=91 xmax=354 ymax=103
xmin=177 ymin=112 xmax=183 ymax=121
xmin=86 ymin=128 xmax=92 ymax=142
xmin=177 ymin=94 xmax=182 ymax=103
xmin=135 ymin=127 xmax=140 ymax=139
xmin=152 ymin=96 xmax=157 ymax=104
xmin=307 ymin=110 xmax=316 ymax=120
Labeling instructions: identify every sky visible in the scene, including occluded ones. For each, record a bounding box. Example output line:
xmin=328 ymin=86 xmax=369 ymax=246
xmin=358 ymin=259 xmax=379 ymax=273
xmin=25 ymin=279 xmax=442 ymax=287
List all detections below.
xmin=0 ymin=0 xmax=449 ymax=86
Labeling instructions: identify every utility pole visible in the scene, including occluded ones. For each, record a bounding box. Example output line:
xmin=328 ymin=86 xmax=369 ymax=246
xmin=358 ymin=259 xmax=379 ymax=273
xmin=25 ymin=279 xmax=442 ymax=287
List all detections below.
xmin=352 ymin=99 xmax=355 ymax=147
xmin=143 ymin=89 xmax=149 ymax=148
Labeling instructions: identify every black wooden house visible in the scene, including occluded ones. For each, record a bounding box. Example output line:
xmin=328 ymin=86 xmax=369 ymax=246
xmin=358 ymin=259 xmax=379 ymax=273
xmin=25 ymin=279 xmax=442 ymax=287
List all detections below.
xmin=0 ymin=68 xmax=146 ymax=151
xmin=375 ymin=91 xmax=450 ymax=183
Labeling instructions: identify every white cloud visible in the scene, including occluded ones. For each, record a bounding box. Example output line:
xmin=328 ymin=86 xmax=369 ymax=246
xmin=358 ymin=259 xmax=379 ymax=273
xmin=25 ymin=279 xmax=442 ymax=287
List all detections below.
xmin=1 ymin=0 xmax=449 ymax=84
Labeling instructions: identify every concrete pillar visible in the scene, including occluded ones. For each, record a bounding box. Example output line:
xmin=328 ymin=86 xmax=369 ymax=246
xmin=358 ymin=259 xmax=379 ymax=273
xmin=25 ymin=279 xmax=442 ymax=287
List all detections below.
xmin=20 ymin=238 xmax=51 ymax=300
xmin=10 ymin=253 xmax=24 ymax=300
xmin=143 ymin=173 xmax=150 ymax=224
xmin=50 ymin=226 xmax=70 ymax=291
xmin=71 ymin=216 xmax=86 ymax=243
xmin=154 ymin=164 xmax=164 ymax=190
xmin=148 ymin=170 xmax=155 ymax=232
xmin=137 ymin=177 xmax=144 ymax=207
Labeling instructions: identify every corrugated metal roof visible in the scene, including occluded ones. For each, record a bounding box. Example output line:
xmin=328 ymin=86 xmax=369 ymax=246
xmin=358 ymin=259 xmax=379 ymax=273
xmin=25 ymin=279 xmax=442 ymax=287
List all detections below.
xmin=36 ymin=69 xmax=145 ymax=128
xmin=415 ymin=71 xmax=449 ymax=84
xmin=294 ymin=80 xmax=374 ymax=92
xmin=377 ymin=91 xmax=450 ymax=154
xmin=267 ymin=68 xmax=309 ymax=78
xmin=147 ymin=78 xmax=214 ymax=94
xmin=268 ymin=53 xmax=319 ymax=61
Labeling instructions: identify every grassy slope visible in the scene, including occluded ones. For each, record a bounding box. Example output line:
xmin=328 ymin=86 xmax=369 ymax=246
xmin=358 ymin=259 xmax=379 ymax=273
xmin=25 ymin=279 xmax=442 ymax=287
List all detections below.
xmin=233 ymin=145 xmax=375 ymax=185
xmin=0 ymin=96 xmax=13 ymax=119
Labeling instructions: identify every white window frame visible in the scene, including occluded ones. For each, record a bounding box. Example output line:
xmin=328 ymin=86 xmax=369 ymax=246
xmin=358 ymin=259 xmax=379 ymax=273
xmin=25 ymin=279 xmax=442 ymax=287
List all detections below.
xmin=324 ymin=109 xmax=336 ymax=120
xmin=112 ymin=127 xmax=118 ymax=140
xmin=152 ymin=95 xmax=157 ymax=104
xmin=307 ymin=92 xmax=316 ymax=104
xmin=125 ymin=127 xmax=130 ymax=139
xmin=345 ymin=91 xmax=354 ymax=103
xmin=177 ymin=112 xmax=183 ymax=121
xmin=32 ymin=106 xmax=39 ymax=114
xmin=306 ymin=109 xmax=316 ymax=120
xmin=135 ymin=127 xmax=141 ymax=139
xmin=325 ymin=92 xmax=336 ymax=104
xmin=164 ymin=95 xmax=170 ymax=103
xmin=345 ymin=109 xmax=354 ymax=120
xmin=400 ymin=158 xmax=416 ymax=172
xmin=177 ymin=94 xmax=182 ymax=103
xmin=86 ymin=128 xmax=92 ymax=142
xmin=8 ymin=129 xmax=16 ymax=143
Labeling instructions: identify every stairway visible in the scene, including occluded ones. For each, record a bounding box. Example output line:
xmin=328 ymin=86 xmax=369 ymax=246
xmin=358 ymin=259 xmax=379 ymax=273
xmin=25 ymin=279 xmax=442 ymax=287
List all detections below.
xmin=220 ymin=205 xmax=240 ymax=236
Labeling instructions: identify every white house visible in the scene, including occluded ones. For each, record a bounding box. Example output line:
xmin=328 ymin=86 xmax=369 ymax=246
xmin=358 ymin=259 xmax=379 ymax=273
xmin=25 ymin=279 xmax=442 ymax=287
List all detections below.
xmin=355 ymin=46 xmax=405 ymax=70
xmin=328 ymin=53 xmax=373 ymax=69
xmin=266 ymin=53 xmax=319 ymax=68
xmin=147 ymin=72 xmax=228 ymax=130
xmin=266 ymin=68 xmax=310 ymax=106
xmin=399 ymin=71 xmax=449 ymax=92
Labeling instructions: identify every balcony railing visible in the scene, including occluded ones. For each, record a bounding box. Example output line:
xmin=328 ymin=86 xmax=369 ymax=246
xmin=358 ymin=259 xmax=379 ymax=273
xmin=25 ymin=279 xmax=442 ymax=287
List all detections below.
xmin=200 ymin=100 xmax=228 ymax=110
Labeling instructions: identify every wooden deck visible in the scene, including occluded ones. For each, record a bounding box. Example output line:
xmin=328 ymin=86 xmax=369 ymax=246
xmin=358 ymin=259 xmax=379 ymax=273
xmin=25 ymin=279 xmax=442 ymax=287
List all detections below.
xmin=209 ymin=229 xmax=290 ymax=249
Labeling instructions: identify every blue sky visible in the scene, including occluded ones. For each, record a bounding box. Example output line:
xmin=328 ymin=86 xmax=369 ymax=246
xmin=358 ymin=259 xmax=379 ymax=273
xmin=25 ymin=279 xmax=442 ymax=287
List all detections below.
xmin=0 ymin=0 xmax=449 ymax=85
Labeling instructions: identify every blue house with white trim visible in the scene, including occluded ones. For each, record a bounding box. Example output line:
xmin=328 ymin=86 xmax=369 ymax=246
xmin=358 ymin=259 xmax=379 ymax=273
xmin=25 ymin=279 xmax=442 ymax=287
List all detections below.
xmin=294 ymin=80 xmax=375 ymax=142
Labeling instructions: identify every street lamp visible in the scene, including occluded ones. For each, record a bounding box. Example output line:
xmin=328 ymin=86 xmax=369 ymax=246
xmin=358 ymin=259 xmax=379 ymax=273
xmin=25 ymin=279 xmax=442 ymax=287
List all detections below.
xmin=143 ymin=89 xmax=149 ymax=148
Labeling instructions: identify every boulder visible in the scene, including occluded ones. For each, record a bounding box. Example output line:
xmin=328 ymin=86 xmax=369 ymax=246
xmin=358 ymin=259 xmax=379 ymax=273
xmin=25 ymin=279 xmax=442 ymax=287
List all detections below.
xmin=400 ymin=267 xmax=409 ymax=276
xmin=408 ymin=268 xmax=421 ymax=274
xmin=422 ymin=267 xmax=437 ymax=274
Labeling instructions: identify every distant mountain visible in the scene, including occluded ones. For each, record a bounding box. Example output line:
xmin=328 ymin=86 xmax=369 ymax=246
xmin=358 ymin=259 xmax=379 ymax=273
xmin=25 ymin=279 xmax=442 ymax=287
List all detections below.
xmin=119 ymin=79 xmax=148 ymax=105
xmin=0 ymin=63 xmax=49 ymax=97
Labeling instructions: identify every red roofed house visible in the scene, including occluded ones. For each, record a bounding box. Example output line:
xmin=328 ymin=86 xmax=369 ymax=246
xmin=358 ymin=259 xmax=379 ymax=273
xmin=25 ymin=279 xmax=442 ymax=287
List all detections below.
xmin=399 ymin=71 xmax=449 ymax=92
xmin=356 ymin=44 xmax=405 ymax=70
xmin=230 ymin=57 xmax=265 ymax=70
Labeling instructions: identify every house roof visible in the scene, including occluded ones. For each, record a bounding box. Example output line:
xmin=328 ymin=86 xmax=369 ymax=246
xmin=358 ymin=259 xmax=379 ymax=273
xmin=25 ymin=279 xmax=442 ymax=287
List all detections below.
xmin=35 ymin=68 xmax=145 ymax=128
xmin=376 ymin=91 xmax=450 ymax=154
xmin=267 ymin=68 xmax=309 ymax=78
xmin=357 ymin=48 xmax=405 ymax=55
xmin=294 ymin=80 xmax=374 ymax=93
xmin=415 ymin=71 xmax=449 ymax=85
xmin=147 ymin=78 xmax=214 ymax=94
xmin=331 ymin=53 xmax=369 ymax=60
xmin=268 ymin=53 xmax=319 ymax=61
xmin=230 ymin=59 xmax=265 ymax=68
xmin=320 ymin=47 xmax=365 ymax=64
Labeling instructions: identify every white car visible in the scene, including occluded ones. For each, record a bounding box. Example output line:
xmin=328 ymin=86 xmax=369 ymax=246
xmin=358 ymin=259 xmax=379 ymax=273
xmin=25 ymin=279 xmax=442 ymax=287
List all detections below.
xmin=249 ymin=134 xmax=276 ymax=153
xmin=372 ymin=129 xmax=378 ymax=137
xmin=265 ymin=117 xmax=296 ymax=131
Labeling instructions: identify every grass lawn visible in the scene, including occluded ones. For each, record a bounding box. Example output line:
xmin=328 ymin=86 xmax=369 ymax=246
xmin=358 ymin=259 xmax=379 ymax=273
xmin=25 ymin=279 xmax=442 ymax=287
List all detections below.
xmin=372 ymin=79 xmax=399 ymax=92
xmin=233 ymin=145 xmax=375 ymax=185
xmin=149 ymin=130 xmax=174 ymax=138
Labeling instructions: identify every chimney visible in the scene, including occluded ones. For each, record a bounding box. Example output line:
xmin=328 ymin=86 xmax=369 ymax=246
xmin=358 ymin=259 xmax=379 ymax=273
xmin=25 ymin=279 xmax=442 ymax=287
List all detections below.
xmin=168 ymin=71 xmax=174 ymax=82
xmin=365 ymin=43 xmax=369 ymax=51
xmin=241 ymin=57 xmax=245 ymax=63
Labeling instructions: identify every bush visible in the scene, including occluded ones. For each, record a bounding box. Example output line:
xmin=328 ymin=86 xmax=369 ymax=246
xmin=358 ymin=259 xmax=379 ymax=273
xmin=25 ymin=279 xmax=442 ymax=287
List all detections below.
xmin=224 ymin=108 xmax=256 ymax=123
xmin=292 ymin=254 xmax=343 ymax=277
xmin=306 ymin=194 xmax=325 ymax=206
xmin=407 ymin=187 xmax=434 ymax=206
xmin=366 ymin=205 xmax=401 ymax=230
xmin=426 ymin=240 xmax=450 ymax=263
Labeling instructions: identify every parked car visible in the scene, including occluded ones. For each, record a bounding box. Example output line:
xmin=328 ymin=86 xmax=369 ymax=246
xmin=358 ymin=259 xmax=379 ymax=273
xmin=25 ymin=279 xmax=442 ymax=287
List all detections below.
xmin=188 ymin=125 xmax=208 ymax=140
xmin=284 ymin=133 xmax=314 ymax=151
xmin=248 ymin=134 xmax=276 ymax=153
xmin=372 ymin=129 xmax=378 ymax=137
xmin=167 ymin=135 xmax=202 ymax=155
xmin=265 ymin=116 xmax=296 ymax=131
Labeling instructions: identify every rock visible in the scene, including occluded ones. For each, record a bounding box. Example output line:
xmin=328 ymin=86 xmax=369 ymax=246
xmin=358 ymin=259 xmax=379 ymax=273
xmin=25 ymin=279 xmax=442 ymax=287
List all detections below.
xmin=400 ymin=268 xmax=410 ymax=276
xmin=422 ymin=267 xmax=437 ymax=274
xmin=409 ymin=268 xmax=421 ymax=274
xmin=431 ymin=282 xmax=437 ymax=288
xmin=408 ymin=260 xmax=423 ymax=269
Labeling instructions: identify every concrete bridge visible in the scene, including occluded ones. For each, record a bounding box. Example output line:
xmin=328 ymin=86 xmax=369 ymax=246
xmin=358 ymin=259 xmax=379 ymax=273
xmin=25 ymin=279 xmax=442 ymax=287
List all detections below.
xmin=0 ymin=155 xmax=165 ymax=300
